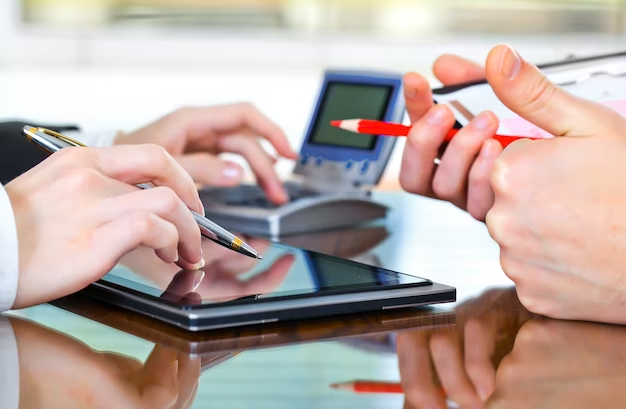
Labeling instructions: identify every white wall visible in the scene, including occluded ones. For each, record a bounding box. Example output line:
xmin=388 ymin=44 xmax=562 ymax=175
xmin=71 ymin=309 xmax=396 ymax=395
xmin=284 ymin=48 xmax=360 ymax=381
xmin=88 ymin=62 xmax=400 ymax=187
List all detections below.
xmin=2 ymin=0 xmax=626 ymax=181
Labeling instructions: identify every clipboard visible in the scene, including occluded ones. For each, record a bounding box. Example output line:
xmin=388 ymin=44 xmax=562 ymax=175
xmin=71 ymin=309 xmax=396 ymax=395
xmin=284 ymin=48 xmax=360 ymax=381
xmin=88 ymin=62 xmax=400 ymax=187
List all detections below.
xmin=432 ymin=51 xmax=626 ymax=138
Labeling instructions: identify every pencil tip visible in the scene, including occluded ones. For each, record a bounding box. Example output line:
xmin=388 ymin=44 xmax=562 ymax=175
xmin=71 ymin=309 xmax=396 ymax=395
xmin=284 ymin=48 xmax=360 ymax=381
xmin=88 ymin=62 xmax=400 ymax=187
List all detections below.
xmin=330 ymin=383 xmax=339 ymax=389
xmin=330 ymin=120 xmax=342 ymax=127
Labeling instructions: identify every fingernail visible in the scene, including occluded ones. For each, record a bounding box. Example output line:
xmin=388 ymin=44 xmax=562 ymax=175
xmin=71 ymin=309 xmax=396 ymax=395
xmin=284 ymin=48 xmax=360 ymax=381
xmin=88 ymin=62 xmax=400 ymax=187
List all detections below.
xmin=222 ymin=166 xmax=242 ymax=180
xmin=472 ymin=112 xmax=492 ymax=130
xmin=197 ymin=199 xmax=205 ymax=216
xmin=189 ymin=257 xmax=205 ymax=271
xmin=499 ymin=44 xmax=522 ymax=80
xmin=427 ymin=107 xmax=447 ymax=125
xmin=173 ymin=250 xmax=179 ymax=263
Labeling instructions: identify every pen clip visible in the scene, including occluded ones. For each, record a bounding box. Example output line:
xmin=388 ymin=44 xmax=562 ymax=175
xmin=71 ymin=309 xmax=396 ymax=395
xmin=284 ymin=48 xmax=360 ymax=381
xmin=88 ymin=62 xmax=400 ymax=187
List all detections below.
xmin=35 ymin=127 xmax=86 ymax=147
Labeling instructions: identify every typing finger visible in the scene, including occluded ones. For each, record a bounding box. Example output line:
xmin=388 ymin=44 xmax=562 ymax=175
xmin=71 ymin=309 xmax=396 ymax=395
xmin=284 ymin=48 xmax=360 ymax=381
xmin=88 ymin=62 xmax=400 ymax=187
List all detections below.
xmin=404 ymin=72 xmax=434 ymax=123
xmin=399 ymin=104 xmax=456 ymax=197
xmin=176 ymin=153 xmax=244 ymax=187
xmin=217 ymin=134 xmax=288 ymax=204
xmin=97 ymin=187 xmax=203 ymax=269
xmin=232 ymin=103 xmax=298 ymax=159
xmin=432 ymin=111 xmax=498 ymax=209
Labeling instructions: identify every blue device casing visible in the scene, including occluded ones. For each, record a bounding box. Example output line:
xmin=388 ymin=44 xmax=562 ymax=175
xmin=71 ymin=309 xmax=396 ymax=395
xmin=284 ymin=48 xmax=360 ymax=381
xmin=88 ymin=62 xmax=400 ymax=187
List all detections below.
xmin=293 ymin=70 xmax=405 ymax=188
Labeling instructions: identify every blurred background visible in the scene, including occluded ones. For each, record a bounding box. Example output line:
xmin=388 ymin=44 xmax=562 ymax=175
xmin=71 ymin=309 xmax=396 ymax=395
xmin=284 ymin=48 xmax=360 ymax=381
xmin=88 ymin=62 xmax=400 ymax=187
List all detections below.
xmin=2 ymin=0 xmax=626 ymax=181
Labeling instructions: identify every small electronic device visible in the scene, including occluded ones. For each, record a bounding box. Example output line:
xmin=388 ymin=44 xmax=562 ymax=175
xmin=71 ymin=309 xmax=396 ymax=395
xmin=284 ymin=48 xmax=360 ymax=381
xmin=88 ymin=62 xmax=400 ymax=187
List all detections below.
xmin=80 ymin=239 xmax=455 ymax=332
xmin=200 ymin=70 xmax=405 ymax=237
xmin=432 ymin=52 xmax=626 ymax=138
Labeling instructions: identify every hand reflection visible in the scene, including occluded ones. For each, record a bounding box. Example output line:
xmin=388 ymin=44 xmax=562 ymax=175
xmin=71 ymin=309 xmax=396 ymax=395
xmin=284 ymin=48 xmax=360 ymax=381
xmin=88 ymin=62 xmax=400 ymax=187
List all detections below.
xmin=121 ymin=235 xmax=295 ymax=303
xmin=487 ymin=319 xmax=626 ymax=409
xmin=397 ymin=288 xmax=534 ymax=409
xmin=163 ymin=253 xmax=295 ymax=303
xmin=11 ymin=317 xmax=200 ymax=409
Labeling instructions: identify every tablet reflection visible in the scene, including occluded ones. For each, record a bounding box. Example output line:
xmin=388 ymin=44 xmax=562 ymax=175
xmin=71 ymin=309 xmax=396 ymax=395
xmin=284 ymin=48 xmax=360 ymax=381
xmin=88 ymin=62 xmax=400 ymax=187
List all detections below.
xmin=116 ymin=226 xmax=389 ymax=305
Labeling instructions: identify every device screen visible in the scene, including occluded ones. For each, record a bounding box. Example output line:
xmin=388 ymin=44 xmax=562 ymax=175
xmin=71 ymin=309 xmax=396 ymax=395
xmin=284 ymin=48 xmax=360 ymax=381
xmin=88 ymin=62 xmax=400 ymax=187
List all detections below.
xmin=308 ymin=82 xmax=393 ymax=150
xmin=101 ymin=240 xmax=429 ymax=308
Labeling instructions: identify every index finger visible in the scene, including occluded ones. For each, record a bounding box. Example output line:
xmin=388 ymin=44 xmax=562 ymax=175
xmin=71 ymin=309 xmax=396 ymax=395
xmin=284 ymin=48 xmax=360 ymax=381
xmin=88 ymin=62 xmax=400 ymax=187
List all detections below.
xmin=433 ymin=54 xmax=486 ymax=86
xmin=237 ymin=103 xmax=298 ymax=159
xmin=198 ymin=103 xmax=297 ymax=160
xmin=89 ymin=144 xmax=204 ymax=214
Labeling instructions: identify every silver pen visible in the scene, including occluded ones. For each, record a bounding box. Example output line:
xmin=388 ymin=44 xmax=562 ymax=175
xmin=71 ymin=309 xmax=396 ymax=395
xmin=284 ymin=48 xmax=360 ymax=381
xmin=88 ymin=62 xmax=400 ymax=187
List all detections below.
xmin=22 ymin=125 xmax=262 ymax=260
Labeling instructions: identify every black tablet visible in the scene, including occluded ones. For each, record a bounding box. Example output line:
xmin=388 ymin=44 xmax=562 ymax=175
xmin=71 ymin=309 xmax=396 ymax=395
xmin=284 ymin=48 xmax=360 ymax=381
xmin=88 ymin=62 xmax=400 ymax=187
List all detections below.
xmin=81 ymin=240 xmax=455 ymax=331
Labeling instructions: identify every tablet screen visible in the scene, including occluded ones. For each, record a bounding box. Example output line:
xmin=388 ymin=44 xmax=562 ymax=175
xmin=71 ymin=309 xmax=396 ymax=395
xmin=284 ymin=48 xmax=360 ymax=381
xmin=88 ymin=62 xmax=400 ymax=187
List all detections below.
xmin=101 ymin=239 xmax=429 ymax=308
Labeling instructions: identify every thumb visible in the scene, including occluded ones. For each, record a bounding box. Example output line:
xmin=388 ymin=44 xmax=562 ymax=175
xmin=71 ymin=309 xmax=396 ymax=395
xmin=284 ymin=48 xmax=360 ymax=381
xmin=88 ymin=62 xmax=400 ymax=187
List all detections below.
xmin=176 ymin=153 xmax=243 ymax=187
xmin=485 ymin=44 xmax=619 ymax=137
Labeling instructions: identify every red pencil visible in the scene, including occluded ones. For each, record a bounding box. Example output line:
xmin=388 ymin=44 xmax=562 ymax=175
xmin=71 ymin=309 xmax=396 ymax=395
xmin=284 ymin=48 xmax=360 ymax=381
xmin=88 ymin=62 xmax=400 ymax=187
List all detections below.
xmin=330 ymin=119 xmax=541 ymax=148
xmin=330 ymin=380 xmax=404 ymax=394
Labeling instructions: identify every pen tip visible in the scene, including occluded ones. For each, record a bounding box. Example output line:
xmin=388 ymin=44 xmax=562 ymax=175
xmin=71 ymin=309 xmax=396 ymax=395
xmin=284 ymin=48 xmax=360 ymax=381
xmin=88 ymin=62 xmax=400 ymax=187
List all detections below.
xmin=257 ymin=255 xmax=263 ymax=260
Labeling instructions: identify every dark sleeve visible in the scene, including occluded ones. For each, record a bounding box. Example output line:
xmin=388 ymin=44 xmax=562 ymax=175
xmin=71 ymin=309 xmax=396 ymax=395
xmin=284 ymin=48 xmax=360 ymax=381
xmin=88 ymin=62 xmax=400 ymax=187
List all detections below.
xmin=0 ymin=121 xmax=80 ymax=185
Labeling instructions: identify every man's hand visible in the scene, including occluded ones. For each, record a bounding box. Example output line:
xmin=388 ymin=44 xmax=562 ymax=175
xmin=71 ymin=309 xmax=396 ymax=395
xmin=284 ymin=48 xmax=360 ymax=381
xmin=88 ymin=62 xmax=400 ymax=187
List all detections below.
xmin=400 ymin=55 xmax=500 ymax=221
xmin=116 ymin=104 xmax=298 ymax=204
xmin=5 ymin=144 xmax=205 ymax=309
xmin=483 ymin=44 xmax=626 ymax=323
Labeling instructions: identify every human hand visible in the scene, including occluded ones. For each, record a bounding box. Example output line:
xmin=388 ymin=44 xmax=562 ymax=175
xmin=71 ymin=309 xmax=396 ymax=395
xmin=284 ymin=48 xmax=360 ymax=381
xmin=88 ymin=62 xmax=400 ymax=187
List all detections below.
xmin=116 ymin=104 xmax=298 ymax=204
xmin=487 ymin=319 xmax=626 ymax=409
xmin=483 ymin=44 xmax=626 ymax=324
xmin=397 ymin=287 xmax=533 ymax=409
xmin=4 ymin=144 xmax=205 ymax=309
xmin=12 ymin=317 xmax=200 ymax=409
xmin=399 ymin=55 xmax=502 ymax=221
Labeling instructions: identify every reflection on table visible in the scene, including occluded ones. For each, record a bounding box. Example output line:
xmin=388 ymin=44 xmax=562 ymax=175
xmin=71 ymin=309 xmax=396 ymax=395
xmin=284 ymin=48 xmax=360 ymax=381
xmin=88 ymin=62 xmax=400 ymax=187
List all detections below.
xmin=7 ymin=192 xmax=617 ymax=408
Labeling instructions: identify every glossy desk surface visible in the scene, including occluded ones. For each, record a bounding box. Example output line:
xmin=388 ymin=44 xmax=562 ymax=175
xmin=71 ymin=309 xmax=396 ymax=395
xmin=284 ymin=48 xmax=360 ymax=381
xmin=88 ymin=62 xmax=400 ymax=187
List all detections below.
xmin=4 ymin=191 xmax=620 ymax=409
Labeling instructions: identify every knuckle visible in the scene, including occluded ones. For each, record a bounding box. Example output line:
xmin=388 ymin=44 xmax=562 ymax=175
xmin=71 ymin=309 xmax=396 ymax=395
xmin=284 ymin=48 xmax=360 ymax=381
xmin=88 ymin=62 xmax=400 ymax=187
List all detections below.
xmin=52 ymin=146 xmax=91 ymax=164
xmin=144 ymin=144 xmax=171 ymax=169
xmin=490 ymin=156 xmax=512 ymax=195
xmin=485 ymin=208 xmax=510 ymax=246
xmin=468 ymin=164 xmax=491 ymax=189
xmin=495 ymin=354 xmax=521 ymax=386
xmin=239 ymin=101 xmax=256 ymax=112
xmin=431 ymin=175 xmax=459 ymax=201
xmin=523 ymin=74 xmax=558 ymax=117
xmin=59 ymin=167 xmax=102 ymax=191
xmin=153 ymin=186 xmax=181 ymax=213
xmin=128 ymin=211 xmax=155 ymax=235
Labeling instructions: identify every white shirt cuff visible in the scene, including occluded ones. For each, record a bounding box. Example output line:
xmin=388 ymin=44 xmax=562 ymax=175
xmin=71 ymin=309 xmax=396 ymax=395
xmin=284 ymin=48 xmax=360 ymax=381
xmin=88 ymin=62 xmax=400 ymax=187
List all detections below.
xmin=64 ymin=129 xmax=119 ymax=147
xmin=0 ymin=186 xmax=18 ymax=312
xmin=0 ymin=316 xmax=19 ymax=409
